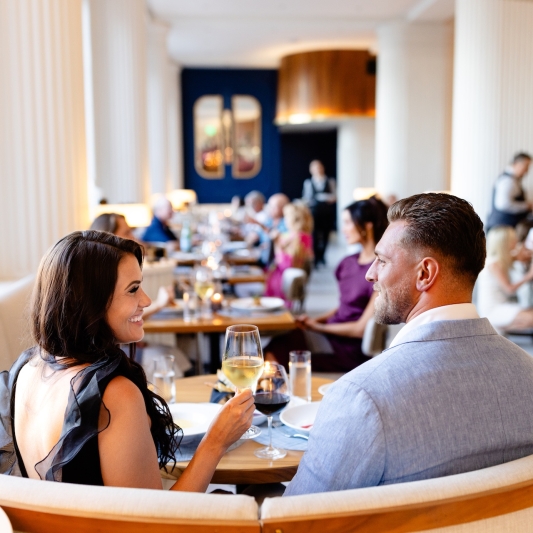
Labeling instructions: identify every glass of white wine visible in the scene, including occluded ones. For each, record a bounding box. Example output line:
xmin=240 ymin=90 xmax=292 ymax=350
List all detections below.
xmin=194 ymin=266 xmax=215 ymax=318
xmin=222 ymin=324 xmax=264 ymax=439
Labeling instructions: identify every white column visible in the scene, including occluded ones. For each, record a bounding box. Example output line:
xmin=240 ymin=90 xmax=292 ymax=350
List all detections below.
xmin=375 ymin=21 xmax=453 ymax=200
xmin=337 ymin=118 xmax=376 ymax=222
xmin=147 ymin=20 xmax=171 ymax=196
xmin=89 ymin=0 xmax=149 ymax=204
xmin=167 ymin=61 xmax=184 ymax=191
xmin=0 ymin=0 xmax=88 ymax=279
xmin=451 ymin=0 xmax=533 ymax=221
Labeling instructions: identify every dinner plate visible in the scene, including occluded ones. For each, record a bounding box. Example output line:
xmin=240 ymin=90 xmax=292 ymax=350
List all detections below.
xmin=280 ymin=402 xmax=321 ymax=434
xmin=155 ymin=300 xmax=185 ymax=315
xmin=230 ymin=297 xmax=284 ymax=312
xmin=168 ymin=403 xmax=222 ymax=444
xmin=222 ymin=241 xmax=248 ymax=253
xmin=318 ymin=383 xmax=333 ymax=396
xmin=253 ymin=410 xmax=267 ymax=426
xmin=171 ymin=251 xmax=205 ymax=262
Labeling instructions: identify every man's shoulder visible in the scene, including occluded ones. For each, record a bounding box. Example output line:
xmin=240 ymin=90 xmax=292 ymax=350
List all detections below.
xmin=339 ymin=318 xmax=532 ymax=392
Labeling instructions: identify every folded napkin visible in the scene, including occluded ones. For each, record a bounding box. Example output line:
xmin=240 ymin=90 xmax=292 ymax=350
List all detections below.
xmin=174 ymin=435 xmax=203 ymax=462
xmin=173 ymin=435 xmax=245 ymax=462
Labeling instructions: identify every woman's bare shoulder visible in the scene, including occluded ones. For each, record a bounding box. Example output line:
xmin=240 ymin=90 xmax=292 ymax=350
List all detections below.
xmin=102 ymin=375 xmax=144 ymax=408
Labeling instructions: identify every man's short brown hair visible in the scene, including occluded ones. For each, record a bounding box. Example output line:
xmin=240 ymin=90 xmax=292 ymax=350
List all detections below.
xmin=388 ymin=193 xmax=486 ymax=285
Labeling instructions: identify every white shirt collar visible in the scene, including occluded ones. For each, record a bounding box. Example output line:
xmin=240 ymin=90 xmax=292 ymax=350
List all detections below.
xmin=388 ymin=303 xmax=479 ymax=348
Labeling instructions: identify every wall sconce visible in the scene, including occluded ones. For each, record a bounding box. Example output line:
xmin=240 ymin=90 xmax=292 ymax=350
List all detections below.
xmin=92 ymin=203 xmax=151 ymax=227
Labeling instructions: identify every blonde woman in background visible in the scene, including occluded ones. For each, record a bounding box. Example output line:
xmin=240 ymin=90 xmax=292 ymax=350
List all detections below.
xmin=264 ymin=202 xmax=314 ymax=301
xmin=477 ymin=225 xmax=533 ymax=329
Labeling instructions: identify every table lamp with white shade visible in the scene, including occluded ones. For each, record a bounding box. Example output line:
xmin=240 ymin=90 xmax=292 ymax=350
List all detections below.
xmin=167 ymin=189 xmax=197 ymax=211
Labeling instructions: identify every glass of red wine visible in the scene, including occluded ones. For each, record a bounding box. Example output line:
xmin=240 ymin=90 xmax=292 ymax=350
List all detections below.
xmin=253 ymin=362 xmax=290 ymax=460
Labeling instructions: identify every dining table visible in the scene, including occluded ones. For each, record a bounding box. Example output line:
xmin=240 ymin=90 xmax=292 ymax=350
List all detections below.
xmin=171 ymin=249 xmax=262 ymax=267
xmin=174 ymin=265 xmax=266 ymax=286
xmin=160 ymin=374 xmax=333 ymax=485
xmin=143 ymin=306 xmax=296 ymax=374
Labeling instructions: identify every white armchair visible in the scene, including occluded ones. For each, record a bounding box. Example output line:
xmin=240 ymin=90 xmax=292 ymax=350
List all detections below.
xmin=0 ymin=275 xmax=35 ymax=372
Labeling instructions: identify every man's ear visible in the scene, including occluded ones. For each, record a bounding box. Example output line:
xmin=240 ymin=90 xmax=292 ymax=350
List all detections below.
xmin=415 ymin=257 xmax=440 ymax=292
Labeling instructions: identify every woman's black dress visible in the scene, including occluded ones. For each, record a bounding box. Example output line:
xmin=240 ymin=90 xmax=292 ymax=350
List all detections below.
xmin=0 ymin=348 xmax=127 ymax=484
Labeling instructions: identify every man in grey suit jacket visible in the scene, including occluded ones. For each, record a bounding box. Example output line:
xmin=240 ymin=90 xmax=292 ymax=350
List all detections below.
xmin=286 ymin=193 xmax=533 ymax=496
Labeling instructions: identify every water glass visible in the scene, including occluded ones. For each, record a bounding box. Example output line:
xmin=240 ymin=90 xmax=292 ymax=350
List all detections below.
xmin=182 ymin=290 xmax=194 ymax=322
xmin=289 ymin=350 xmax=311 ymax=402
xmin=153 ymin=355 xmax=176 ymax=404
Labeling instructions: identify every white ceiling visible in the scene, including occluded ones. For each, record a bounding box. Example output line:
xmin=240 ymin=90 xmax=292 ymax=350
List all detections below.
xmin=147 ymin=0 xmax=455 ymax=67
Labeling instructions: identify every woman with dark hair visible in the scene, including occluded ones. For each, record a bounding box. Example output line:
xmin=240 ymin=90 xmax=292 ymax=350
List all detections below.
xmin=90 ymin=213 xmax=137 ymax=240
xmin=0 ymin=231 xmax=253 ymax=488
xmin=265 ymin=196 xmax=389 ymax=372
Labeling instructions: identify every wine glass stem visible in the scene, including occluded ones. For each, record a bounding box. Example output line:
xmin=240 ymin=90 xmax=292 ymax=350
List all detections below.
xmin=267 ymin=416 xmax=273 ymax=451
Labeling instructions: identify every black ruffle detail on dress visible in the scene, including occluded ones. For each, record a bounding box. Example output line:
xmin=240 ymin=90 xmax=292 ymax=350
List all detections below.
xmin=34 ymin=353 xmax=121 ymax=481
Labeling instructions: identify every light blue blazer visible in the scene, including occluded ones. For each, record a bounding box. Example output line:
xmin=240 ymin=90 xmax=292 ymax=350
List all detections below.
xmin=285 ymin=318 xmax=533 ymax=495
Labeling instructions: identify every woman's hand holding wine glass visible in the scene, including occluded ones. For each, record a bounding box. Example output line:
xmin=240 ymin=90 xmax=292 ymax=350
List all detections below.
xmin=204 ymin=389 xmax=255 ymax=452
xmin=222 ymin=324 xmax=264 ymax=439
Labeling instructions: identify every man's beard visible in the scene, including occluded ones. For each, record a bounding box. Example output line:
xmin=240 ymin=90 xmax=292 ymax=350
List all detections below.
xmin=374 ymin=283 xmax=412 ymax=325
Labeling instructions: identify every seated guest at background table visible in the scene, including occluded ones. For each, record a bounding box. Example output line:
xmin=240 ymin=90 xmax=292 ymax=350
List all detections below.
xmin=0 ymin=231 xmax=254 ymax=489
xmin=246 ymin=193 xmax=290 ymax=266
xmin=234 ymin=190 xmax=267 ymax=226
xmin=285 ymin=193 xmax=533 ymax=496
xmin=486 ymin=152 xmax=532 ymax=232
xmin=512 ymin=220 xmax=533 ymax=308
xmin=265 ymin=196 xmax=388 ymax=372
xmin=264 ymin=202 xmax=314 ymax=302
xmin=264 ymin=193 xmax=290 ymax=234
xmin=91 ymin=213 xmax=137 ymax=240
xmin=142 ymin=194 xmax=178 ymax=245
xmin=477 ymin=225 xmax=533 ymax=330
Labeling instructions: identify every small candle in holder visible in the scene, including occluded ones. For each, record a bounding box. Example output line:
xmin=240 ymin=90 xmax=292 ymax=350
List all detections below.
xmin=211 ymin=292 xmax=223 ymax=312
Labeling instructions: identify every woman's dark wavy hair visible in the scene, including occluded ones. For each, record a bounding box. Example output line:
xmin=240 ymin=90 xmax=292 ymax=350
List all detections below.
xmin=30 ymin=230 xmax=181 ymax=470
xmin=344 ymin=195 xmax=389 ymax=244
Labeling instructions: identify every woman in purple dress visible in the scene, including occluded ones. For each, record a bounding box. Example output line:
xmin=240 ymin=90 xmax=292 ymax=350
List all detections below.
xmin=264 ymin=196 xmax=389 ymax=372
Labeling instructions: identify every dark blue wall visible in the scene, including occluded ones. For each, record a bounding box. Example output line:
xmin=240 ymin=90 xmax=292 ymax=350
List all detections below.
xmin=181 ymin=68 xmax=281 ymax=204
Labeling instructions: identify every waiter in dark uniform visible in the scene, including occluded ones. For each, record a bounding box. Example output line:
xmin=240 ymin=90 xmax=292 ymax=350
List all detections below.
xmin=486 ymin=152 xmax=532 ymax=231
xmin=302 ymin=160 xmax=337 ymax=267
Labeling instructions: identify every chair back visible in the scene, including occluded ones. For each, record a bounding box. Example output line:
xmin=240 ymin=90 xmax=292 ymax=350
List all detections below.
xmin=0 ymin=474 xmax=259 ymax=533
xmin=0 ymin=275 xmax=35 ymax=371
xmin=261 ymin=453 xmax=533 ymax=532
xmin=361 ymin=317 xmax=388 ymax=357
xmin=281 ymin=268 xmax=307 ymax=313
